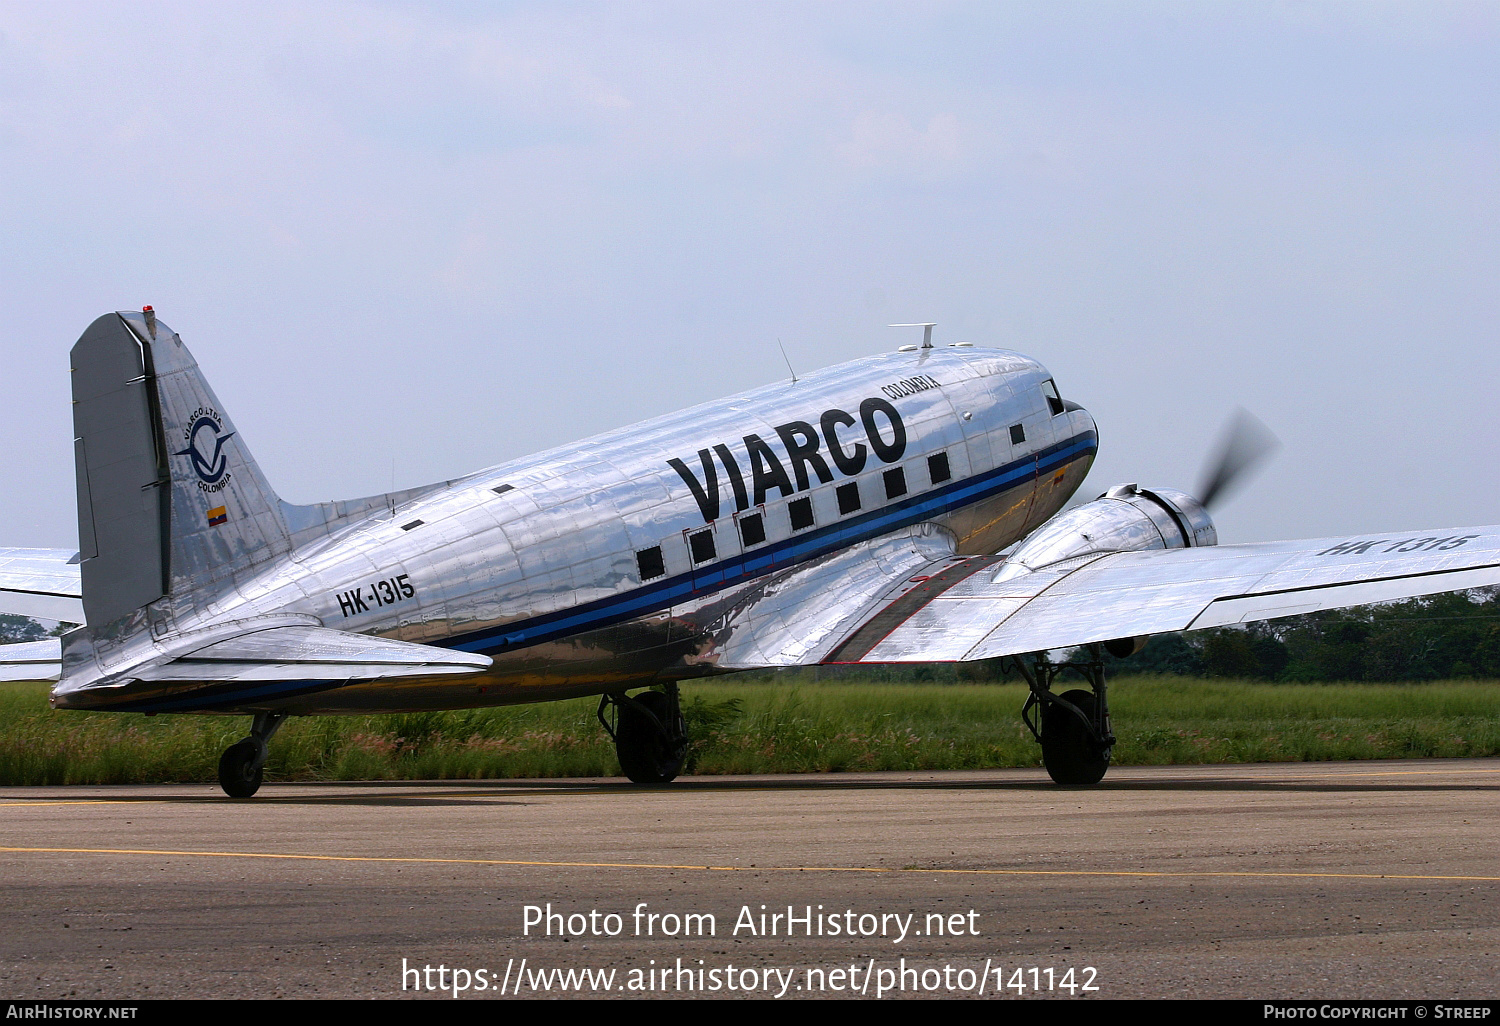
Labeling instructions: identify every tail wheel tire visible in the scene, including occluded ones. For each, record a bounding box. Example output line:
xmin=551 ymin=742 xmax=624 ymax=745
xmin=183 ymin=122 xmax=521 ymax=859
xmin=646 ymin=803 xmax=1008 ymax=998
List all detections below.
xmin=615 ymin=691 xmax=684 ymax=785
xmin=1040 ymin=688 xmax=1110 ymax=786
xmin=218 ymin=740 xmax=264 ymax=798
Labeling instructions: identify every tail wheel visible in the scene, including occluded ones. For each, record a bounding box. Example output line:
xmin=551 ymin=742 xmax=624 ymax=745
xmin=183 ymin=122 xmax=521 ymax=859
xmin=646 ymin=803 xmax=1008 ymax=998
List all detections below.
xmin=217 ymin=739 xmax=263 ymax=798
xmin=1040 ymin=689 xmax=1110 ymax=786
xmin=615 ymin=690 xmax=685 ymax=784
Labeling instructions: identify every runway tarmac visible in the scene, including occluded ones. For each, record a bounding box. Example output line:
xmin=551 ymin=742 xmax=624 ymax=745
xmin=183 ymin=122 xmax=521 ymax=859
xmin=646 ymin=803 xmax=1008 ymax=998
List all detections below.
xmin=2 ymin=759 xmax=1497 ymax=1000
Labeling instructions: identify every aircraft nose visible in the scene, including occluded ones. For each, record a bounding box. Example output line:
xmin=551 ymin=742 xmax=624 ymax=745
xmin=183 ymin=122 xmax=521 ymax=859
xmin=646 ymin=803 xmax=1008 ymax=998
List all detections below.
xmin=1062 ymin=399 xmax=1094 ymax=433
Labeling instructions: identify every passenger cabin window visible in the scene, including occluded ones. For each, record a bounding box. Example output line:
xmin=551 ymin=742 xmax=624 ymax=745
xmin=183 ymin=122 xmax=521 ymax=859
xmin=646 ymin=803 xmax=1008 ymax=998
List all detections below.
xmin=928 ymin=452 xmax=951 ymax=485
xmin=789 ymin=497 xmax=815 ymax=531
xmin=689 ymin=529 xmax=716 ymax=564
xmin=836 ymin=482 xmax=861 ymax=515
xmin=738 ymin=512 xmax=766 ymax=547
xmin=636 ymin=546 xmax=665 ymax=581
xmin=1010 ymin=424 xmax=1026 ymax=445
xmin=1042 ymin=379 xmax=1065 ymax=417
xmin=883 ymin=467 xmax=907 ymax=499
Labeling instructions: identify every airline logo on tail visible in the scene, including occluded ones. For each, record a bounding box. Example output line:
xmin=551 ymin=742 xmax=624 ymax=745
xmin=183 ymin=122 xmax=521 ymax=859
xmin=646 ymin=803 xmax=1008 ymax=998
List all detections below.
xmin=173 ymin=406 xmax=235 ymax=493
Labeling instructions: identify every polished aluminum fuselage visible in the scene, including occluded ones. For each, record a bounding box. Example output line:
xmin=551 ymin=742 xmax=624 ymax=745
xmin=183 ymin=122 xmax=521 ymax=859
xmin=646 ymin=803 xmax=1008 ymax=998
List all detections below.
xmin=85 ymin=345 xmax=1096 ymax=714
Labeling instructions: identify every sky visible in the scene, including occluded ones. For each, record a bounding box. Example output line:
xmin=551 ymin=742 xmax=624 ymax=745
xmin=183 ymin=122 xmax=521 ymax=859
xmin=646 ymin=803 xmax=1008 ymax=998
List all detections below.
xmin=1 ymin=1 xmax=1496 ymax=549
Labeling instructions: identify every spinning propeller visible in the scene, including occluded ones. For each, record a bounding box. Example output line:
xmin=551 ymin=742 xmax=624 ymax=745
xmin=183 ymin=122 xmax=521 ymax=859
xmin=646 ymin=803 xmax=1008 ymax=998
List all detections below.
xmin=1195 ymin=408 xmax=1280 ymax=510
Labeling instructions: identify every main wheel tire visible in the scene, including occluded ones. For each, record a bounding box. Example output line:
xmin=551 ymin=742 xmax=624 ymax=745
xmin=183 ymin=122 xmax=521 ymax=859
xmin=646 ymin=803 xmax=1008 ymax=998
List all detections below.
xmin=1040 ymin=688 xmax=1110 ymax=786
xmin=217 ymin=739 xmax=264 ymax=798
xmin=615 ymin=691 xmax=684 ymax=785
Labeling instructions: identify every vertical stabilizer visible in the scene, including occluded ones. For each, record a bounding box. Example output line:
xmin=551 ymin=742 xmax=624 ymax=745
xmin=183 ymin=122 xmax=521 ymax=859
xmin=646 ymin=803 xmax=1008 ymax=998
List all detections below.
xmin=70 ymin=311 xmax=293 ymax=627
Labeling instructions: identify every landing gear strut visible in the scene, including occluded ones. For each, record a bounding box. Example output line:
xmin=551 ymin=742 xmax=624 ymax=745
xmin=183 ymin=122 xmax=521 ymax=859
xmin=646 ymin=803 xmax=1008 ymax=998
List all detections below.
xmin=217 ymin=711 xmax=286 ymax=798
xmin=597 ymin=684 xmax=688 ymax=784
xmin=1014 ymin=646 xmax=1115 ymax=785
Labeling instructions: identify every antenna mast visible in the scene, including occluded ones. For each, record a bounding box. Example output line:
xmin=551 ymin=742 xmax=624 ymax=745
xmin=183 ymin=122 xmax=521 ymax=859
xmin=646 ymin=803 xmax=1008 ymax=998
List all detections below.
xmin=889 ymin=322 xmax=936 ymax=348
xmin=777 ymin=337 xmax=798 ymax=383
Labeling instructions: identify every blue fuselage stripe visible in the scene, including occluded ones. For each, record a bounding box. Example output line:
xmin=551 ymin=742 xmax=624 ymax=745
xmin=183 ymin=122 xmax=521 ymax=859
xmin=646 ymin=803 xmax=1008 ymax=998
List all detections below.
xmin=445 ymin=430 xmax=1097 ymax=655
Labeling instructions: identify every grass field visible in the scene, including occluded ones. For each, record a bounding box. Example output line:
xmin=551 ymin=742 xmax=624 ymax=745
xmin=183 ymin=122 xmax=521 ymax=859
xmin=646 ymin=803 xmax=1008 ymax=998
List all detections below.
xmin=2 ymin=675 xmax=1497 ymax=785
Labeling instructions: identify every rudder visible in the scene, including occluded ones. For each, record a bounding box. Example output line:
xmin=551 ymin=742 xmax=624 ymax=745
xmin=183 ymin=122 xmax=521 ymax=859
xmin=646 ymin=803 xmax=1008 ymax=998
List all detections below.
xmin=71 ymin=313 xmax=170 ymax=625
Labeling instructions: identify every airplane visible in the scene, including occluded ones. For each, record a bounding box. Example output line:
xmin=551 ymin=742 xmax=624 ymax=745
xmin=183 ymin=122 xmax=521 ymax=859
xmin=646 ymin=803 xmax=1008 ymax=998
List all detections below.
xmin=3 ymin=308 xmax=1499 ymax=797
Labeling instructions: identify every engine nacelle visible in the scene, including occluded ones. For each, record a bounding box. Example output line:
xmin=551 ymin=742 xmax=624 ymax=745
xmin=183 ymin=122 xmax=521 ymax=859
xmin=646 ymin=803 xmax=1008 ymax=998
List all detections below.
xmin=996 ymin=483 xmax=1215 ymax=581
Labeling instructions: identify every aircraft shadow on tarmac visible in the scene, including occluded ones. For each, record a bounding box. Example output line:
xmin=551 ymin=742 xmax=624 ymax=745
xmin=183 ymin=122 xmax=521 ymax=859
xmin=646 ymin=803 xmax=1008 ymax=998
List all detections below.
xmin=18 ymin=768 xmax=1498 ymax=806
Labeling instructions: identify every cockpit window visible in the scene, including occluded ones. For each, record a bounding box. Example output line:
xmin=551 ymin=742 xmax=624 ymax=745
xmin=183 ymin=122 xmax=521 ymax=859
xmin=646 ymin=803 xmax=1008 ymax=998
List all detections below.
xmin=1042 ymin=379 xmax=1065 ymax=416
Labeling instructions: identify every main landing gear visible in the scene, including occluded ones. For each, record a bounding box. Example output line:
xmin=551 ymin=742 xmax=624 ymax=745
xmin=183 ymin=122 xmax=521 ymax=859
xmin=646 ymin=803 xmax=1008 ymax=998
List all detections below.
xmin=217 ymin=711 xmax=286 ymax=798
xmin=598 ymin=683 xmax=688 ymax=784
xmin=1012 ymin=646 xmax=1116 ymax=786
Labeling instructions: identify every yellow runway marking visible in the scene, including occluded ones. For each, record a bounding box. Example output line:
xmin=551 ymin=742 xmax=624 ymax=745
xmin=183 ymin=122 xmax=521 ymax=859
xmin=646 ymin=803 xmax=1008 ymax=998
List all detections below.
xmin=0 ymin=800 xmax=166 ymax=807
xmin=1308 ymin=767 xmax=1500 ymax=777
xmin=2 ymin=846 xmax=1498 ymax=883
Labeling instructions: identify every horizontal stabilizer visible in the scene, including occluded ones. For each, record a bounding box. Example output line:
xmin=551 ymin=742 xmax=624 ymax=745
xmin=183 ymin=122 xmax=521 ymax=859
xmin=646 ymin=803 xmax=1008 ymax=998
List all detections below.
xmin=0 ymin=639 xmax=62 ymax=682
xmin=0 ymin=548 xmax=84 ymax=623
xmin=153 ymin=624 xmax=493 ymax=682
xmin=53 ymin=620 xmax=493 ymax=707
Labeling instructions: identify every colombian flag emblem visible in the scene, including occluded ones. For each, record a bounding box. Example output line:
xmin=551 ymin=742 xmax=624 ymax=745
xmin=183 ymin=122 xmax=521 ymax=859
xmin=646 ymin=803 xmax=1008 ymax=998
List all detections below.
xmin=207 ymin=505 xmax=228 ymax=527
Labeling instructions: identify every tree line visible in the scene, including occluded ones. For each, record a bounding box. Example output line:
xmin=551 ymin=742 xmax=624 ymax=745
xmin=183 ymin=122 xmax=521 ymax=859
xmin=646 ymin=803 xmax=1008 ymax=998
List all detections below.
xmin=0 ymin=615 xmax=70 ymax=643
xmin=1085 ymin=590 xmax=1500 ymax=681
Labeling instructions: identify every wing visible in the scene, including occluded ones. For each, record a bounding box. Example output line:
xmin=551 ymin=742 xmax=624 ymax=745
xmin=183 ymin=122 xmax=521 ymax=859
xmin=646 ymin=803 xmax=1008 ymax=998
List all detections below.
xmin=0 ymin=547 xmax=84 ymax=623
xmin=693 ymin=523 xmax=961 ymax=667
xmin=709 ymin=525 xmax=1500 ymax=666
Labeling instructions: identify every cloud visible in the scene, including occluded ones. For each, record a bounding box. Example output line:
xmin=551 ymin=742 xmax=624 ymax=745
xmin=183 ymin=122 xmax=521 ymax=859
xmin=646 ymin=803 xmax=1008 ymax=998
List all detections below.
xmin=840 ymin=110 xmax=966 ymax=173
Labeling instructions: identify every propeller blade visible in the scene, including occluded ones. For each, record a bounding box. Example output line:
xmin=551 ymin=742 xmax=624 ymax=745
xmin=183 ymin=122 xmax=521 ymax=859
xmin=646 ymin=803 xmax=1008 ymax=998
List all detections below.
xmin=1196 ymin=408 xmax=1280 ymax=509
